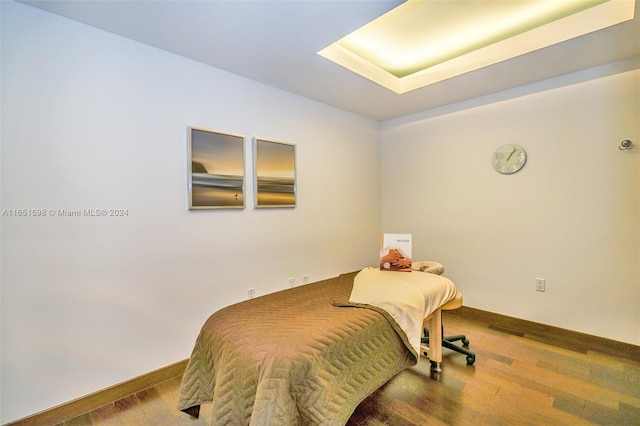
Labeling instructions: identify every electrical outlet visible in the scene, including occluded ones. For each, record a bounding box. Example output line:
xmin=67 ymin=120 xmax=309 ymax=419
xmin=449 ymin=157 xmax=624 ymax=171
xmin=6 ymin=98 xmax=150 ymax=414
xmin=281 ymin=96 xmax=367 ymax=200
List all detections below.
xmin=302 ymin=275 xmax=309 ymax=284
xmin=289 ymin=277 xmax=295 ymax=288
xmin=535 ymin=278 xmax=545 ymax=292
xmin=248 ymin=288 xmax=255 ymax=299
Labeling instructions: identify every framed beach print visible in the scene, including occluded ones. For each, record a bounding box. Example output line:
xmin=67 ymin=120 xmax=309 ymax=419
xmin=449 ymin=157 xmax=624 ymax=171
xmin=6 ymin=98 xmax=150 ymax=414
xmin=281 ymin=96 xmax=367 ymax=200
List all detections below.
xmin=188 ymin=126 xmax=245 ymax=209
xmin=253 ymin=138 xmax=296 ymax=208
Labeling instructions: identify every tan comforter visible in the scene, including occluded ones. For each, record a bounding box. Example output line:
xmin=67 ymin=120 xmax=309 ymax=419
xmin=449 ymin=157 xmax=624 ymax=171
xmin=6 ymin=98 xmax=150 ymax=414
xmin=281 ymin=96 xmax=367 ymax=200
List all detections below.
xmin=178 ymin=271 xmax=416 ymax=425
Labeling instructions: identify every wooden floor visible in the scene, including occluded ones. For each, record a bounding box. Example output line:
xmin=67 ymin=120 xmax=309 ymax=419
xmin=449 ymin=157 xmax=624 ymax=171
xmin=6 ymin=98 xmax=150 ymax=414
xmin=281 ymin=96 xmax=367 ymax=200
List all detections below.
xmin=55 ymin=311 xmax=640 ymax=426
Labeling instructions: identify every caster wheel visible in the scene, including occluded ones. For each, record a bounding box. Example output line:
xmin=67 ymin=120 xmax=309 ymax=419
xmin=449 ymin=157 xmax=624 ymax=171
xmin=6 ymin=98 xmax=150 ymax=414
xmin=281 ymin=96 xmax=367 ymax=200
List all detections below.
xmin=462 ymin=337 xmax=470 ymax=346
xmin=466 ymin=354 xmax=476 ymax=365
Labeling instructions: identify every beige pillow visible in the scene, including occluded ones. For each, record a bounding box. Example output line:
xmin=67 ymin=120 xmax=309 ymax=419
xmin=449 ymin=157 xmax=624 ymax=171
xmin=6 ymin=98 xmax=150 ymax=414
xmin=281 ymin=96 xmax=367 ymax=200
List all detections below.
xmin=411 ymin=260 xmax=445 ymax=275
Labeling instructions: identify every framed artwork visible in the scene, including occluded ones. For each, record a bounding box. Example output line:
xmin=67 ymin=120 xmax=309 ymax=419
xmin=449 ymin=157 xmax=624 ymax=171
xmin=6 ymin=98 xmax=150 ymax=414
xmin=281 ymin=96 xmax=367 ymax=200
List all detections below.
xmin=253 ymin=138 xmax=296 ymax=208
xmin=188 ymin=126 xmax=245 ymax=209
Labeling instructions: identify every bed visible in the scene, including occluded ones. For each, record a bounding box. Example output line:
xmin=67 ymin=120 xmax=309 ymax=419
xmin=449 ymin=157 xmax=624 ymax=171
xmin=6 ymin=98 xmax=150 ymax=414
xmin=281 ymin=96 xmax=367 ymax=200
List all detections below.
xmin=178 ymin=268 xmax=457 ymax=425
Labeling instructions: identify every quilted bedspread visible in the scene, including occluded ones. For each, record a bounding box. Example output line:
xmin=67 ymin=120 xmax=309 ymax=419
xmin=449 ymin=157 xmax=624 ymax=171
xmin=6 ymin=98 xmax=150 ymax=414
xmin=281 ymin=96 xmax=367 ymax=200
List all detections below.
xmin=178 ymin=271 xmax=416 ymax=425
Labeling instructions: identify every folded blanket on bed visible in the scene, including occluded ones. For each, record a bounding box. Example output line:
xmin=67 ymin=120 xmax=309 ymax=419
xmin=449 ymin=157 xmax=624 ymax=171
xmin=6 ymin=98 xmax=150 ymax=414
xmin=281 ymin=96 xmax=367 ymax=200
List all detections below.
xmin=349 ymin=267 xmax=457 ymax=356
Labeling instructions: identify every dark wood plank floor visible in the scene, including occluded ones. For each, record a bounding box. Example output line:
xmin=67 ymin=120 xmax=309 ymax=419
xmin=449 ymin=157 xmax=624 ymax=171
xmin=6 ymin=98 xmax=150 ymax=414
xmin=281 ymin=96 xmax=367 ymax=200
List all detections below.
xmin=56 ymin=312 xmax=640 ymax=425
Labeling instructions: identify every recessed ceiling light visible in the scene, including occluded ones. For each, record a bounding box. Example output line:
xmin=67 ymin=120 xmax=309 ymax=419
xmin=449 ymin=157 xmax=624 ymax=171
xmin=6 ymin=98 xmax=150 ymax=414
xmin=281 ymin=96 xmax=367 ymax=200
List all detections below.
xmin=318 ymin=0 xmax=635 ymax=94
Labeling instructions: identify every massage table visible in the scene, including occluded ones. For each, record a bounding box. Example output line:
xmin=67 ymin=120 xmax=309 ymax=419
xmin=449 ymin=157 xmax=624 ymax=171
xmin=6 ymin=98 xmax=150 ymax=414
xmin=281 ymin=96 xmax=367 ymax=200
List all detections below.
xmin=178 ymin=267 xmax=457 ymax=425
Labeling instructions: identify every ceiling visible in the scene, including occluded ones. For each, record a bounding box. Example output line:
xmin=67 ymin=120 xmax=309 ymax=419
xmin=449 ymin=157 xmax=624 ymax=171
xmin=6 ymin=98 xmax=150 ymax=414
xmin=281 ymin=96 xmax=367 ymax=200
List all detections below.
xmin=20 ymin=0 xmax=640 ymax=121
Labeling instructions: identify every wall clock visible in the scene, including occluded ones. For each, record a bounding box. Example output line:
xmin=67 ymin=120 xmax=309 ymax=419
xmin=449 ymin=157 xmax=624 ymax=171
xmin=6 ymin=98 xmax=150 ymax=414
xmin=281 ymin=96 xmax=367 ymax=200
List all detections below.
xmin=492 ymin=144 xmax=527 ymax=174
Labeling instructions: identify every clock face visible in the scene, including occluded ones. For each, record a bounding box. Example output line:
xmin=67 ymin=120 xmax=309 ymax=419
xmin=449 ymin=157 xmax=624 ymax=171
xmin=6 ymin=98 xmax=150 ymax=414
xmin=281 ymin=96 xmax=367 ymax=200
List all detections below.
xmin=492 ymin=144 xmax=527 ymax=174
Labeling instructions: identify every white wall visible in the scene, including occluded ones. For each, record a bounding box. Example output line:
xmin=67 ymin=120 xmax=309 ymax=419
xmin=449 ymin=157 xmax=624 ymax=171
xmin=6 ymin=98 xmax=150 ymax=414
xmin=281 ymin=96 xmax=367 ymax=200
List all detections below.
xmin=0 ymin=2 xmax=382 ymax=422
xmin=381 ymin=60 xmax=640 ymax=347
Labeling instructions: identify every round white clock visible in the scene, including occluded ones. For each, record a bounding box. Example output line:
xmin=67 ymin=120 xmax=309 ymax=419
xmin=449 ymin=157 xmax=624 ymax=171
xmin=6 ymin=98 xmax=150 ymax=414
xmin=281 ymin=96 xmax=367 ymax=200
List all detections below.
xmin=492 ymin=144 xmax=527 ymax=174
